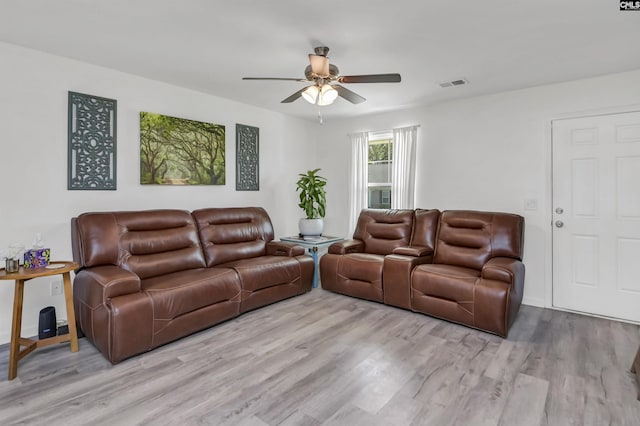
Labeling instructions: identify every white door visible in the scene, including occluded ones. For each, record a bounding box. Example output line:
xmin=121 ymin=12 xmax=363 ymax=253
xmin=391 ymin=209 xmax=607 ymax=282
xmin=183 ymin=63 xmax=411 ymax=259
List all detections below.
xmin=552 ymin=111 xmax=640 ymax=323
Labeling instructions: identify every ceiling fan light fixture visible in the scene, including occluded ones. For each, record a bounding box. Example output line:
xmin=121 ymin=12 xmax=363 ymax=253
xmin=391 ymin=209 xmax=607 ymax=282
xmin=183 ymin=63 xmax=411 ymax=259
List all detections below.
xmin=302 ymin=84 xmax=337 ymax=106
xmin=318 ymin=84 xmax=338 ymax=106
xmin=309 ymin=54 xmax=330 ymax=77
xmin=301 ymin=85 xmax=319 ymax=104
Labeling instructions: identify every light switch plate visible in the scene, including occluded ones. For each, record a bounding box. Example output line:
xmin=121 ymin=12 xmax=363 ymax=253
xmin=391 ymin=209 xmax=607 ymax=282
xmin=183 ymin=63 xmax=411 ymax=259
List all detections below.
xmin=524 ymin=198 xmax=538 ymax=211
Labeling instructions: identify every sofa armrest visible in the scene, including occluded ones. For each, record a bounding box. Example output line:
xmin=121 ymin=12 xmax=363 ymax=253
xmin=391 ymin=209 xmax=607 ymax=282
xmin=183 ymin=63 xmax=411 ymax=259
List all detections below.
xmin=328 ymin=239 xmax=364 ymax=254
xmin=383 ymin=253 xmax=434 ymax=309
xmin=392 ymin=245 xmax=433 ymax=257
xmin=74 ymin=265 xmax=141 ymax=307
xmin=266 ymin=241 xmax=305 ymax=257
xmin=481 ymin=257 xmax=525 ymax=284
xmin=478 ymin=257 xmax=526 ymax=336
xmin=73 ymin=266 xmax=153 ymax=364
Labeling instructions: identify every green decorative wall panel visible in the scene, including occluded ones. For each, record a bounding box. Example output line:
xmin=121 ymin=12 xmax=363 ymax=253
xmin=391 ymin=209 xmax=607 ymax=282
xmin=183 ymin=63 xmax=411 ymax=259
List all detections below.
xmin=68 ymin=91 xmax=117 ymax=190
xmin=236 ymin=124 xmax=259 ymax=191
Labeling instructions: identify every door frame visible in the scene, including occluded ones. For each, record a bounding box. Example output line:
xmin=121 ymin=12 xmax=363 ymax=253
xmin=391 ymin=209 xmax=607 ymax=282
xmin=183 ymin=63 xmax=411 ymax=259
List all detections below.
xmin=546 ymin=104 xmax=640 ymax=318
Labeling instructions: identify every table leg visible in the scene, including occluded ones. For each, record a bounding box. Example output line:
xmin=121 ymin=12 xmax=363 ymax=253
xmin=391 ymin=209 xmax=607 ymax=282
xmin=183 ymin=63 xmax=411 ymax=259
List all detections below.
xmin=310 ymin=247 xmax=319 ymax=288
xmin=8 ymin=279 xmax=25 ymax=380
xmin=62 ymin=272 xmax=79 ymax=352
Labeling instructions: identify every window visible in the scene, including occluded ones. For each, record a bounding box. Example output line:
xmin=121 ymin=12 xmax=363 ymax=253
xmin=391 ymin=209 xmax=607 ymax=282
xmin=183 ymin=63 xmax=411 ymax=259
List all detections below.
xmin=349 ymin=126 xmax=418 ymax=232
xmin=367 ymin=132 xmax=392 ymax=209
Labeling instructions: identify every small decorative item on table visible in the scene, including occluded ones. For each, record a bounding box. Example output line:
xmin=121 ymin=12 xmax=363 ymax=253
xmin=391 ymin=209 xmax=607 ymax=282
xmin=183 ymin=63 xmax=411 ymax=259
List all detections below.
xmin=23 ymin=248 xmax=50 ymax=268
xmin=2 ymin=243 xmax=24 ymax=273
xmin=23 ymin=234 xmax=49 ymax=268
xmin=5 ymin=259 xmax=19 ymax=273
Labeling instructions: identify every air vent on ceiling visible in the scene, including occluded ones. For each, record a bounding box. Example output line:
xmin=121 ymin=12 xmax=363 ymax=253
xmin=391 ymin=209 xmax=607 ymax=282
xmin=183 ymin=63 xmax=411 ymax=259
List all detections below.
xmin=439 ymin=78 xmax=469 ymax=88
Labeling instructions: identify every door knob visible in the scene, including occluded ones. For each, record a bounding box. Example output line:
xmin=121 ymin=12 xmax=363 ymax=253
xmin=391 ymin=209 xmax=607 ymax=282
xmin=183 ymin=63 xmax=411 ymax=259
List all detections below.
xmin=555 ymin=220 xmax=564 ymax=228
xmin=555 ymin=207 xmax=564 ymax=214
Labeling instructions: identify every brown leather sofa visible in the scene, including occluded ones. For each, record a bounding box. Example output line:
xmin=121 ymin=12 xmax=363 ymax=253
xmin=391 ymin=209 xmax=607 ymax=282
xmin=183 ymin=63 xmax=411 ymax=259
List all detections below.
xmin=71 ymin=207 xmax=313 ymax=363
xmin=320 ymin=209 xmax=525 ymax=337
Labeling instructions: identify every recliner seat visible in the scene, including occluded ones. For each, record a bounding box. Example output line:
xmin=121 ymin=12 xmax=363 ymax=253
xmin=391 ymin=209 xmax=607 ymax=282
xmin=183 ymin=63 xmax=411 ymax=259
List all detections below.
xmin=411 ymin=210 xmax=525 ymax=337
xmin=319 ymin=209 xmax=416 ymax=302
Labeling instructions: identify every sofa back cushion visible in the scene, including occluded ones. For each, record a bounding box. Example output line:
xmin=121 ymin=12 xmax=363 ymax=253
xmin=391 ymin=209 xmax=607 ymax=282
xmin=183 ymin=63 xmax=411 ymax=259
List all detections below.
xmin=192 ymin=207 xmax=274 ymax=267
xmin=434 ymin=210 xmax=524 ymax=270
xmin=72 ymin=210 xmax=206 ymax=279
xmin=353 ymin=209 xmax=415 ymax=255
xmin=410 ymin=209 xmax=441 ymax=251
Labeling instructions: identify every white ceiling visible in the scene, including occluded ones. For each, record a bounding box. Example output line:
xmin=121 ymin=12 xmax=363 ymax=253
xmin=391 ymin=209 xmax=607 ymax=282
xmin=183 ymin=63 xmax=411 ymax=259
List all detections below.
xmin=1 ymin=1 xmax=639 ymax=122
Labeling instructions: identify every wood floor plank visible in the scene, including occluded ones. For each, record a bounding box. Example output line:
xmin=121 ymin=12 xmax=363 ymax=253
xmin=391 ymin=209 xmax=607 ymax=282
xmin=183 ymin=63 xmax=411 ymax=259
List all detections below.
xmin=321 ymin=404 xmax=381 ymax=426
xmin=271 ymin=410 xmax=320 ymax=426
xmin=376 ymin=392 xmax=424 ymax=425
xmin=452 ymin=375 xmax=511 ymax=426
xmin=0 ymin=289 xmax=638 ymax=426
xmin=498 ymin=373 xmax=549 ymax=426
xmin=543 ymin=374 xmax=588 ymax=426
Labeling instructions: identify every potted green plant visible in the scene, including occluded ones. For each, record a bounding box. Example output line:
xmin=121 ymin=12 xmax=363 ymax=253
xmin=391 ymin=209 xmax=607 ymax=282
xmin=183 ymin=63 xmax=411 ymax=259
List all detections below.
xmin=296 ymin=168 xmax=327 ymax=236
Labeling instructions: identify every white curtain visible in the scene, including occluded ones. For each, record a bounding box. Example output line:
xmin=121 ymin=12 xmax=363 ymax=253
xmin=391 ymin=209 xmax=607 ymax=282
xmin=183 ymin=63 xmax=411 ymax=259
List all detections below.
xmin=391 ymin=125 xmax=418 ymax=209
xmin=348 ymin=132 xmax=369 ymax=235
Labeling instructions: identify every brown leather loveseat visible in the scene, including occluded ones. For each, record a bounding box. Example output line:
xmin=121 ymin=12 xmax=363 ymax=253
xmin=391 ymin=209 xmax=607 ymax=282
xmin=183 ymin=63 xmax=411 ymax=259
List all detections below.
xmin=320 ymin=209 xmax=525 ymax=337
xmin=71 ymin=207 xmax=313 ymax=363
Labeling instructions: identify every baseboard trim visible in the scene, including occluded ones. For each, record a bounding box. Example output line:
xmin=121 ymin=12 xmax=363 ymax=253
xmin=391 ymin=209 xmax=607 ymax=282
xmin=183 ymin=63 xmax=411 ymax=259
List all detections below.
xmin=522 ymin=297 xmax=545 ymax=308
xmin=549 ymin=305 xmax=640 ymax=326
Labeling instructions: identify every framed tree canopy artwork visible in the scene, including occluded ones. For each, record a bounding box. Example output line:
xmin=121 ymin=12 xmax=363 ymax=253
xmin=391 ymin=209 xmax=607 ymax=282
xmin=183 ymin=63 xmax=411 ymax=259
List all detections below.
xmin=140 ymin=112 xmax=225 ymax=185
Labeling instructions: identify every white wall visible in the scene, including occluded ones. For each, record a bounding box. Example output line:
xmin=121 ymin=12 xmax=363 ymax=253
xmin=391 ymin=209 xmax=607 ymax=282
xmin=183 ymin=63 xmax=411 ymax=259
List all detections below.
xmin=0 ymin=42 xmax=319 ymax=344
xmin=317 ymin=69 xmax=640 ymax=308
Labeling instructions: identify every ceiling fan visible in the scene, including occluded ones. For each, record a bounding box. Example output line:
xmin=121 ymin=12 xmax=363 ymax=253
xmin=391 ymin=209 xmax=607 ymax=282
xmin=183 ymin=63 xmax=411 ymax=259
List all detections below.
xmin=242 ymin=46 xmax=401 ymax=106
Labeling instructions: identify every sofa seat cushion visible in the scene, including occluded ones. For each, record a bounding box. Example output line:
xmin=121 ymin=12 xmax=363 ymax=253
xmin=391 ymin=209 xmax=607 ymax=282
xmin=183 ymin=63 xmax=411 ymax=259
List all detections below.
xmin=220 ymin=255 xmax=302 ymax=292
xmin=412 ymin=264 xmax=480 ymax=307
xmin=142 ymin=268 xmax=241 ymax=320
xmin=337 ymin=253 xmax=384 ymax=283
xmin=320 ymin=253 xmax=385 ymax=303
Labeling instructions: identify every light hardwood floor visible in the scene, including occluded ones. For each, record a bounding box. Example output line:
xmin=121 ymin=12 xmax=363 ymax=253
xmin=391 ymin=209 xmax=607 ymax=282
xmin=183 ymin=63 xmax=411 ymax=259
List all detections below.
xmin=0 ymin=289 xmax=639 ymax=425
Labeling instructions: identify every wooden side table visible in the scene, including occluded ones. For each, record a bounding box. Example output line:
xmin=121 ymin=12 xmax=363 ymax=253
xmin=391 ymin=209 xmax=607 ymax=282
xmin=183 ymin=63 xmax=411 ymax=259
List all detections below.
xmin=0 ymin=261 xmax=79 ymax=380
xmin=280 ymin=236 xmax=343 ymax=288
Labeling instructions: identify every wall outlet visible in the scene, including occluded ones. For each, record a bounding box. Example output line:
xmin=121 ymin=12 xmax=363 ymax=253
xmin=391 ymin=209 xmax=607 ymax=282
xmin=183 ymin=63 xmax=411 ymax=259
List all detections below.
xmin=50 ymin=279 xmax=63 ymax=296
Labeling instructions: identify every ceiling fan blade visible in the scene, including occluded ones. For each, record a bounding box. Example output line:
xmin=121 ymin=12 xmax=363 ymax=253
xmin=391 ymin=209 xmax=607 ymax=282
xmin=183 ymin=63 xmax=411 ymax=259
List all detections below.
xmin=242 ymin=77 xmax=308 ymax=82
xmin=333 ymin=85 xmax=366 ymax=104
xmin=281 ymin=87 xmax=308 ymax=103
xmin=338 ymin=74 xmax=401 ymax=84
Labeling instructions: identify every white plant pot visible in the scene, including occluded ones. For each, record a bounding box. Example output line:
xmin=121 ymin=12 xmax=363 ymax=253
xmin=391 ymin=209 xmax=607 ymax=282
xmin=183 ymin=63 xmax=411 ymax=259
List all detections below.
xmin=299 ymin=218 xmax=324 ymax=236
